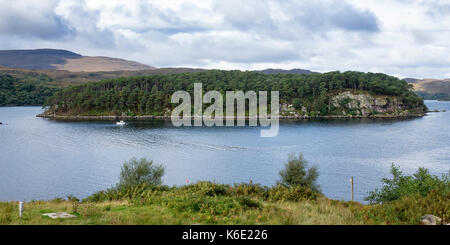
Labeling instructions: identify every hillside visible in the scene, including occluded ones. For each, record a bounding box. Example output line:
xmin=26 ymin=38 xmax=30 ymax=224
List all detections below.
xmin=0 ymin=65 xmax=208 ymax=106
xmin=0 ymin=65 xmax=207 ymax=106
xmin=410 ymin=79 xmax=450 ymax=100
xmin=0 ymin=65 xmax=206 ymax=86
xmin=402 ymin=78 xmax=421 ymax=83
xmin=0 ymin=49 xmax=154 ymax=72
xmin=0 ymin=74 xmax=58 ymax=106
xmin=41 ymin=70 xmax=427 ymax=118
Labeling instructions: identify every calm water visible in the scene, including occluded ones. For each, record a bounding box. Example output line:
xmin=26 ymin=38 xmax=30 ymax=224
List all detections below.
xmin=1 ymin=101 xmax=449 ymax=202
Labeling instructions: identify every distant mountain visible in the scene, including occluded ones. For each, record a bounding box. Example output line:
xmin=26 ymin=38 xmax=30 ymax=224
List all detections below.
xmin=254 ymin=68 xmax=316 ymax=75
xmin=402 ymin=78 xmax=421 ymax=83
xmin=0 ymin=65 xmax=206 ymax=86
xmin=0 ymin=49 xmax=155 ymax=72
xmin=406 ymin=78 xmax=450 ymax=100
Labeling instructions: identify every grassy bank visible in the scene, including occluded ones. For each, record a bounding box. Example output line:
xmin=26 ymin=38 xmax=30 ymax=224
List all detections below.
xmin=0 ymin=183 xmax=367 ymax=225
xmin=0 ymin=199 xmax=368 ymax=225
xmin=1 ymin=158 xmax=448 ymax=225
xmin=1 ymin=180 xmax=447 ymax=225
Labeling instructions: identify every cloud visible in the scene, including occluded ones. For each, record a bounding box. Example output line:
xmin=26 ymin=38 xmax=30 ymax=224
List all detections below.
xmin=422 ymin=0 xmax=450 ymax=18
xmin=0 ymin=0 xmax=74 ymax=40
xmin=282 ymin=1 xmax=379 ymax=33
xmin=329 ymin=6 xmax=379 ymax=32
xmin=0 ymin=0 xmax=449 ymax=78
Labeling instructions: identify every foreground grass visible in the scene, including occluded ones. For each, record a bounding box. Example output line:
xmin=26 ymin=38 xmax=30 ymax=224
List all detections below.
xmin=1 ymin=180 xmax=447 ymax=225
xmin=0 ymin=198 xmax=370 ymax=225
xmin=1 ymin=182 xmax=373 ymax=225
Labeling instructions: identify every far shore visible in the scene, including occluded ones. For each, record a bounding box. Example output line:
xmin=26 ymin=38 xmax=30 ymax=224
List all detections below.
xmin=36 ymin=113 xmax=425 ymax=121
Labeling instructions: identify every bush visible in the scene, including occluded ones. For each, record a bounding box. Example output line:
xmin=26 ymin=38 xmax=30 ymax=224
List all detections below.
xmin=364 ymin=187 xmax=449 ymax=224
xmin=365 ymin=164 xmax=449 ymax=204
xmin=84 ymin=184 xmax=170 ymax=202
xmin=67 ymin=194 xmax=80 ymax=214
xmin=362 ymin=165 xmax=449 ymax=224
xmin=117 ymin=158 xmax=165 ymax=189
xmin=170 ymin=195 xmax=260 ymax=217
xmin=232 ymin=181 xmax=268 ymax=199
xmin=268 ymin=185 xmax=319 ymax=202
xmin=293 ymin=98 xmax=302 ymax=110
xmin=181 ymin=182 xmax=228 ymax=196
xmin=237 ymin=196 xmax=262 ymax=209
xmin=278 ymin=153 xmax=320 ymax=192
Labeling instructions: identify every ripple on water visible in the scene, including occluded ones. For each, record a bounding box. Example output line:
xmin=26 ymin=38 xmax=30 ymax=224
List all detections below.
xmin=0 ymin=102 xmax=449 ymax=202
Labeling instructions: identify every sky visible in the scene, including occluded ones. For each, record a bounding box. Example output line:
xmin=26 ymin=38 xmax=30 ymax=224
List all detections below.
xmin=0 ymin=0 xmax=449 ymax=79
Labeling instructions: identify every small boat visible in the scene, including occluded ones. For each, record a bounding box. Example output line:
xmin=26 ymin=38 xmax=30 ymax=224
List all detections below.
xmin=116 ymin=120 xmax=126 ymax=126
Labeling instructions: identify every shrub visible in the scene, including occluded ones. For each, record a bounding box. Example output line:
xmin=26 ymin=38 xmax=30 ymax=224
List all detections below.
xmin=339 ymin=97 xmax=352 ymax=107
xmin=166 ymin=194 xmax=261 ymax=218
xmin=174 ymin=196 xmax=238 ymax=216
xmin=293 ymin=98 xmax=302 ymax=110
xmin=237 ymin=196 xmax=262 ymax=209
xmin=365 ymin=164 xmax=449 ymax=204
xmin=363 ymin=165 xmax=449 ymax=224
xmin=117 ymin=158 xmax=165 ymax=189
xmin=67 ymin=194 xmax=80 ymax=214
xmin=181 ymin=182 xmax=228 ymax=196
xmin=84 ymin=184 xmax=170 ymax=202
xmin=364 ymin=187 xmax=449 ymax=224
xmin=278 ymin=153 xmax=320 ymax=192
xmin=232 ymin=181 xmax=268 ymax=199
xmin=268 ymin=185 xmax=319 ymax=202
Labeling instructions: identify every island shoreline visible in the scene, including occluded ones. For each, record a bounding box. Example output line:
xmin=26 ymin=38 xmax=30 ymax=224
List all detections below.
xmin=36 ymin=113 xmax=426 ymax=121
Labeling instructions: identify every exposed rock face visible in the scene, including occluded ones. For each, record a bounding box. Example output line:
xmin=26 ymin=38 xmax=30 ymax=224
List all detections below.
xmin=420 ymin=214 xmax=442 ymax=225
xmin=330 ymin=91 xmax=409 ymax=117
xmin=278 ymin=90 xmax=423 ymax=118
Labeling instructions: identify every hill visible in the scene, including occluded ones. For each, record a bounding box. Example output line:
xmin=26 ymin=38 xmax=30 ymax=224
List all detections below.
xmin=402 ymin=78 xmax=421 ymax=83
xmin=0 ymin=49 xmax=154 ymax=72
xmin=0 ymin=65 xmax=206 ymax=86
xmin=40 ymin=70 xmax=427 ymax=118
xmin=0 ymin=65 xmax=207 ymax=106
xmin=0 ymin=74 xmax=58 ymax=106
xmin=407 ymin=78 xmax=450 ymax=100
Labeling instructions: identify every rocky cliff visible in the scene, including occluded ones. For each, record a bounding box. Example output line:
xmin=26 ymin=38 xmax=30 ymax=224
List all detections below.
xmin=280 ymin=90 xmax=425 ymax=118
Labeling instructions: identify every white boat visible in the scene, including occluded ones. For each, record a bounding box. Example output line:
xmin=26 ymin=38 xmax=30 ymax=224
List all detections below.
xmin=116 ymin=120 xmax=126 ymax=126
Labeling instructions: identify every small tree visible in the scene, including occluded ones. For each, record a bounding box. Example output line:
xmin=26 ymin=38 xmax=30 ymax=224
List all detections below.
xmin=117 ymin=157 xmax=165 ymax=189
xmin=293 ymin=98 xmax=302 ymax=110
xmin=278 ymin=153 xmax=320 ymax=192
xmin=365 ymin=164 xmax=449 ymax=204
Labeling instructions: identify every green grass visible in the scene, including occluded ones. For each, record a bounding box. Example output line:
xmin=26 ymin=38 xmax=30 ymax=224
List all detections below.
xmin=1 ymin=181 xmax=447 ymax=225
xmin=0 ymin=198 xmax=369 ymax=225
xmin=0 ymin=182 xmax=367 ymax=225
xmin=0 ymin=182 xmax=368 ymax=225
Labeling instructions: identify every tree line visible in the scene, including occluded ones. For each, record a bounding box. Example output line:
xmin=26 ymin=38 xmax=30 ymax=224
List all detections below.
xmin=0 ymin=74 xmax=58 ymax=106
xmin=44 ymin=70 xmax=426 ymax=115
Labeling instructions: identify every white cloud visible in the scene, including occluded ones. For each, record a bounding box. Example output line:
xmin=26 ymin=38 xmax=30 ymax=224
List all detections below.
xmin=0 ymin=0 xmax=73 ymax=39
xmin=0 ymin=0 xmax=449 ymax=78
